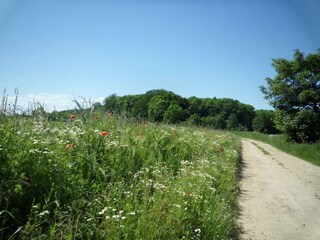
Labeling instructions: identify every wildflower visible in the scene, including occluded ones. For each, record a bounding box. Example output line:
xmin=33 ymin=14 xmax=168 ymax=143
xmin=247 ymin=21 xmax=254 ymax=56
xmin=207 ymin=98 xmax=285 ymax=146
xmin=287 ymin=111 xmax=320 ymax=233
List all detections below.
xmin=38 ymin=210 xmax=50 ymax=216
xmin=98 ymin=207 xmax=108 ymax=215
xmin=69 ymin=114 xmax=75 ymax=119
xmin=100 ymin=131 xmax=108 ymax=137
xmin=124 ymin=191 xmax=131 ymax=195
xmin=129 ymin=212 xmax=136 ymax=216
xmin=65 ymin=143 xmax=73 ymax=150
xmin=154 ymin=183 xmax=166 ymax=190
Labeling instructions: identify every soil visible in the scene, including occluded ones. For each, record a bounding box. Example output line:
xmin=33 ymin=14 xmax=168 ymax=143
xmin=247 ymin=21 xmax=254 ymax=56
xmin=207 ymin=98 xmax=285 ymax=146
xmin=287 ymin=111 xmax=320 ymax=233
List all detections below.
xmin=238 ymin=138 xmax=320 ymax=240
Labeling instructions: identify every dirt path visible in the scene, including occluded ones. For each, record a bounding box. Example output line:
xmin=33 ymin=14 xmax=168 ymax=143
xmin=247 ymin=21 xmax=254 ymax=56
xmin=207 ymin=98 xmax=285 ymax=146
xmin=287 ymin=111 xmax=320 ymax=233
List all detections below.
xmin=238 ymin=138 xmax=320 ymax=240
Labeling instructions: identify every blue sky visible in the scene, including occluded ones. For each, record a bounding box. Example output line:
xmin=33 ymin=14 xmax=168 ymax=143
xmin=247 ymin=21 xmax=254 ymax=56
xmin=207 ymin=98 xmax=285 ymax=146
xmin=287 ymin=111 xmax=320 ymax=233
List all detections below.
xmin=0 ymin=0 xmax=319 ymax=112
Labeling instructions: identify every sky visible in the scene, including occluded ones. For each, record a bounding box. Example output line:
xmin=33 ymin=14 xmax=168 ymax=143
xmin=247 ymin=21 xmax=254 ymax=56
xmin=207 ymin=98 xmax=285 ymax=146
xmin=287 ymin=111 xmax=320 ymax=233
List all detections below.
xmin=0 ymin=0 xmax=319 ymax=112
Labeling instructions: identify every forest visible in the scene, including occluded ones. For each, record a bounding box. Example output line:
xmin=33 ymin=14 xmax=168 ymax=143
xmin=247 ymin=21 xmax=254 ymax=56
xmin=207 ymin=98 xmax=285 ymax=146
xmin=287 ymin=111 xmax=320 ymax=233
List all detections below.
xmin=101 ymin=89 xmax=277 ymax=134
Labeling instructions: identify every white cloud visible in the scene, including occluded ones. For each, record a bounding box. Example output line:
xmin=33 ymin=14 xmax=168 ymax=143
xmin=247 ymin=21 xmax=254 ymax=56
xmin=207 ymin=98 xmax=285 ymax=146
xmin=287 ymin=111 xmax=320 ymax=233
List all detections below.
xmin=3 ymin=93 xmax=104 ymax=113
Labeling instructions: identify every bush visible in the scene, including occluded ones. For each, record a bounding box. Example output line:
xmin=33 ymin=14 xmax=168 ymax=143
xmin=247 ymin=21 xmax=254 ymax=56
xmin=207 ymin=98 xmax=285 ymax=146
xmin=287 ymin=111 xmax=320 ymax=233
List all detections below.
xmin=275 ymin=110 xmax=320 ymax=142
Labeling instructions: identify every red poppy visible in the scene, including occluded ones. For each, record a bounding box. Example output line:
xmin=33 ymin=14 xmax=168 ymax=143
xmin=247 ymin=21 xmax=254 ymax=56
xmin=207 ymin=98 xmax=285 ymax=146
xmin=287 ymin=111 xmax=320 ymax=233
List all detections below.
xmin=100 ymin=131 xmax=108 ymax=136
xmin=69 ymin=114 xmax=75 ymax=119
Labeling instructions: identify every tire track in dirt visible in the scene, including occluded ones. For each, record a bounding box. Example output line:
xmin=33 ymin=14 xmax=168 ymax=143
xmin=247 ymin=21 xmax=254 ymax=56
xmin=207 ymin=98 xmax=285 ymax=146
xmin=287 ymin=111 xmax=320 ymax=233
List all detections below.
xmin=238 ymin=138 xmax=320 ymax=240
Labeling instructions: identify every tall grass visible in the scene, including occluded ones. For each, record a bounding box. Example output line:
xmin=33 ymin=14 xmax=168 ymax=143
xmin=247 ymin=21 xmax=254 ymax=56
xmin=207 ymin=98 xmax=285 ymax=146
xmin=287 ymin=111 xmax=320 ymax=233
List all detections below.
xmin=1 ymin=112 xmax=241 ymax=239
xmin=235 ymin=131 xmax=320 ymax=166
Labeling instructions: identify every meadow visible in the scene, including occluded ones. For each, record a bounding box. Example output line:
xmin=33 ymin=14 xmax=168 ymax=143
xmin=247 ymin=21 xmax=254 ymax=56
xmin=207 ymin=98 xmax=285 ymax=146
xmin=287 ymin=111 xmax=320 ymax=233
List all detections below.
xmin=0 ymin=112 xmax=241 ymax=239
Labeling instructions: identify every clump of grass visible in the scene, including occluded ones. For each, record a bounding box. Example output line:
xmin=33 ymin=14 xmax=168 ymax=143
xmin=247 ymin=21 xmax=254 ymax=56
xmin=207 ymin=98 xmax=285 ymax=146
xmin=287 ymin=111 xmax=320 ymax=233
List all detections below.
xmin=1 ymin=112 xmax=241 ymax=239
xmin=235 ymin=131 xmax=320 ymax=166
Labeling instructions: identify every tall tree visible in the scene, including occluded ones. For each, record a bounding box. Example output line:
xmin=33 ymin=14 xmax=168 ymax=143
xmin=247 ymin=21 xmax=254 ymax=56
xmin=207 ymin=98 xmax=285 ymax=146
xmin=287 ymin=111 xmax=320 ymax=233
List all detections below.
xmin=164 ymin=104 xmax=186 ymax=124
xmin=260 ymin=49 xmax=320 ymax=142
xmin=104 ymin=94 xmax=119 ymax=112
xmin=252 ymin=110 xmax=278 ymax=134
xmin=148 ymin=95 xmax=170 ymax=122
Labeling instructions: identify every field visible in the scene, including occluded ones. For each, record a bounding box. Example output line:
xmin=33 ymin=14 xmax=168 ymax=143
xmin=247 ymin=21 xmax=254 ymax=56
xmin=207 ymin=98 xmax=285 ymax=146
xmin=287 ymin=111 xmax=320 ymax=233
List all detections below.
xmin=0 ymin=112 xmax=241 ymax=239
xmin=235 ymin=131 xmax=320 ymax=166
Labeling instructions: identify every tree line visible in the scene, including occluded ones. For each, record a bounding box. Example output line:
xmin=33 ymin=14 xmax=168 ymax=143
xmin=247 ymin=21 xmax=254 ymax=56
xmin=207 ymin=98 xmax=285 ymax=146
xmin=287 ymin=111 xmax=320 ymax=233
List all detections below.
xmin=47 ymin=49 xmax=319 ymax=142
xmin=103 ymin=89 xmax=278 ymax=133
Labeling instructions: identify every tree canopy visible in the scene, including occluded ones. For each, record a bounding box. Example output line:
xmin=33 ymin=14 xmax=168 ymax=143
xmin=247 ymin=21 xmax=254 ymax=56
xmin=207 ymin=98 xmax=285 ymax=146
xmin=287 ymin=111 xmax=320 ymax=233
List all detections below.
xmin=103 ymin=89 xmax=256 ymax=131
xmin=252 ymin=110 xmax=278 ymax=134
xmin=260 ymin=49 xmax=320 ymax=142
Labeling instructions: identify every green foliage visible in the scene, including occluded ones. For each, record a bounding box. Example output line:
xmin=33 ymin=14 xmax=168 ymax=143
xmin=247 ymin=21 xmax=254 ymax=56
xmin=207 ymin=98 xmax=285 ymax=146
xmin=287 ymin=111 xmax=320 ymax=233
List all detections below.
xmin=148 ymin=95 xmax=170 ymax=122
xmin=203 ymin=114 xmax=226 ymax=129
xmin=260 ymin=49 xmax=320 ymax=142
xmin=236 ymin=104 xmax=255 ymax=131
xmin=163 ymin=104 xmax=186 ymax=123
xmin=187 ymin=113 xmax=202 ymax=125
xmin=0 ymin=113 xmax=241 ymax=239
xmin=103 ymin=89 xmax=256 ymax=131
xmin=188 ymin=96 xmax=206 ymax=117
xmin=274 ymin=109 xmax=320 ymax=142
xmin=227 ymin=113 xmax=239 ymax=130
xmin=104 ymin=93 xmax=119 ymax=112
xmin=131 ymin=94 xmax=152 ymax=118
xmin=252 ymin=110 xmax=278 ymax=134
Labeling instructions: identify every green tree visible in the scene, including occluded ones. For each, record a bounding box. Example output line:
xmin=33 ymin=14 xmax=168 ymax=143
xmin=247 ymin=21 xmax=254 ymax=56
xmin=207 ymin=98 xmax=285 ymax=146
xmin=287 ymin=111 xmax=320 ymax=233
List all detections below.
xmin=260 ymin=49 xmax=320 ymax=142
xmin=226 ymin=113 xmax=239 ymax=130
xmin=188 ymin=97 xmax=206 ymax=117
xmin=187 ymin=114 xmax=202 ymax=125
xmin=147 ymin=89 xmax=187 ymax=122
xmin=104 ymin=94 xmax=119 ymax=112
xmin=202 ymin=114 xmax=226 ymax=129
xmin=236 ymin=104 xmax=255 ymax=130
xmin=274 ymin=109 xmax=320 ymax=142
xmin=148 ymin=95 xmax=170 ymax=122
xmin=131 ymin=94 xmax=153 ymax=118
xmin=163 ymin=104 xmax=186 ymax=124
xmin=116 ymin=95 xmax=137 ymax=116
xmin=203 ymin=98 xmax=219 ymax=116
xmin=252 ymin=110 xmax=278 ymax=134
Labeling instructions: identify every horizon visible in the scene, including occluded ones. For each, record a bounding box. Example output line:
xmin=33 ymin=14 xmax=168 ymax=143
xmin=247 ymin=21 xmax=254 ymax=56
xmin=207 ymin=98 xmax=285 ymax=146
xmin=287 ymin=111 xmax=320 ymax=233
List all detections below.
xmin=3 ymin=88 xmax=269 ymax=114
xmin=1 ymin=0 xmax=319 ymax=112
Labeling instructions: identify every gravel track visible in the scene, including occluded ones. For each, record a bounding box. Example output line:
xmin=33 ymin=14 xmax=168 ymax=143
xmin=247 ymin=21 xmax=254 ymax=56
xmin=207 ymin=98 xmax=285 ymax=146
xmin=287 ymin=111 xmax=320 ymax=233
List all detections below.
xmin=238 ymin=138 xmax=320 ymax=240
